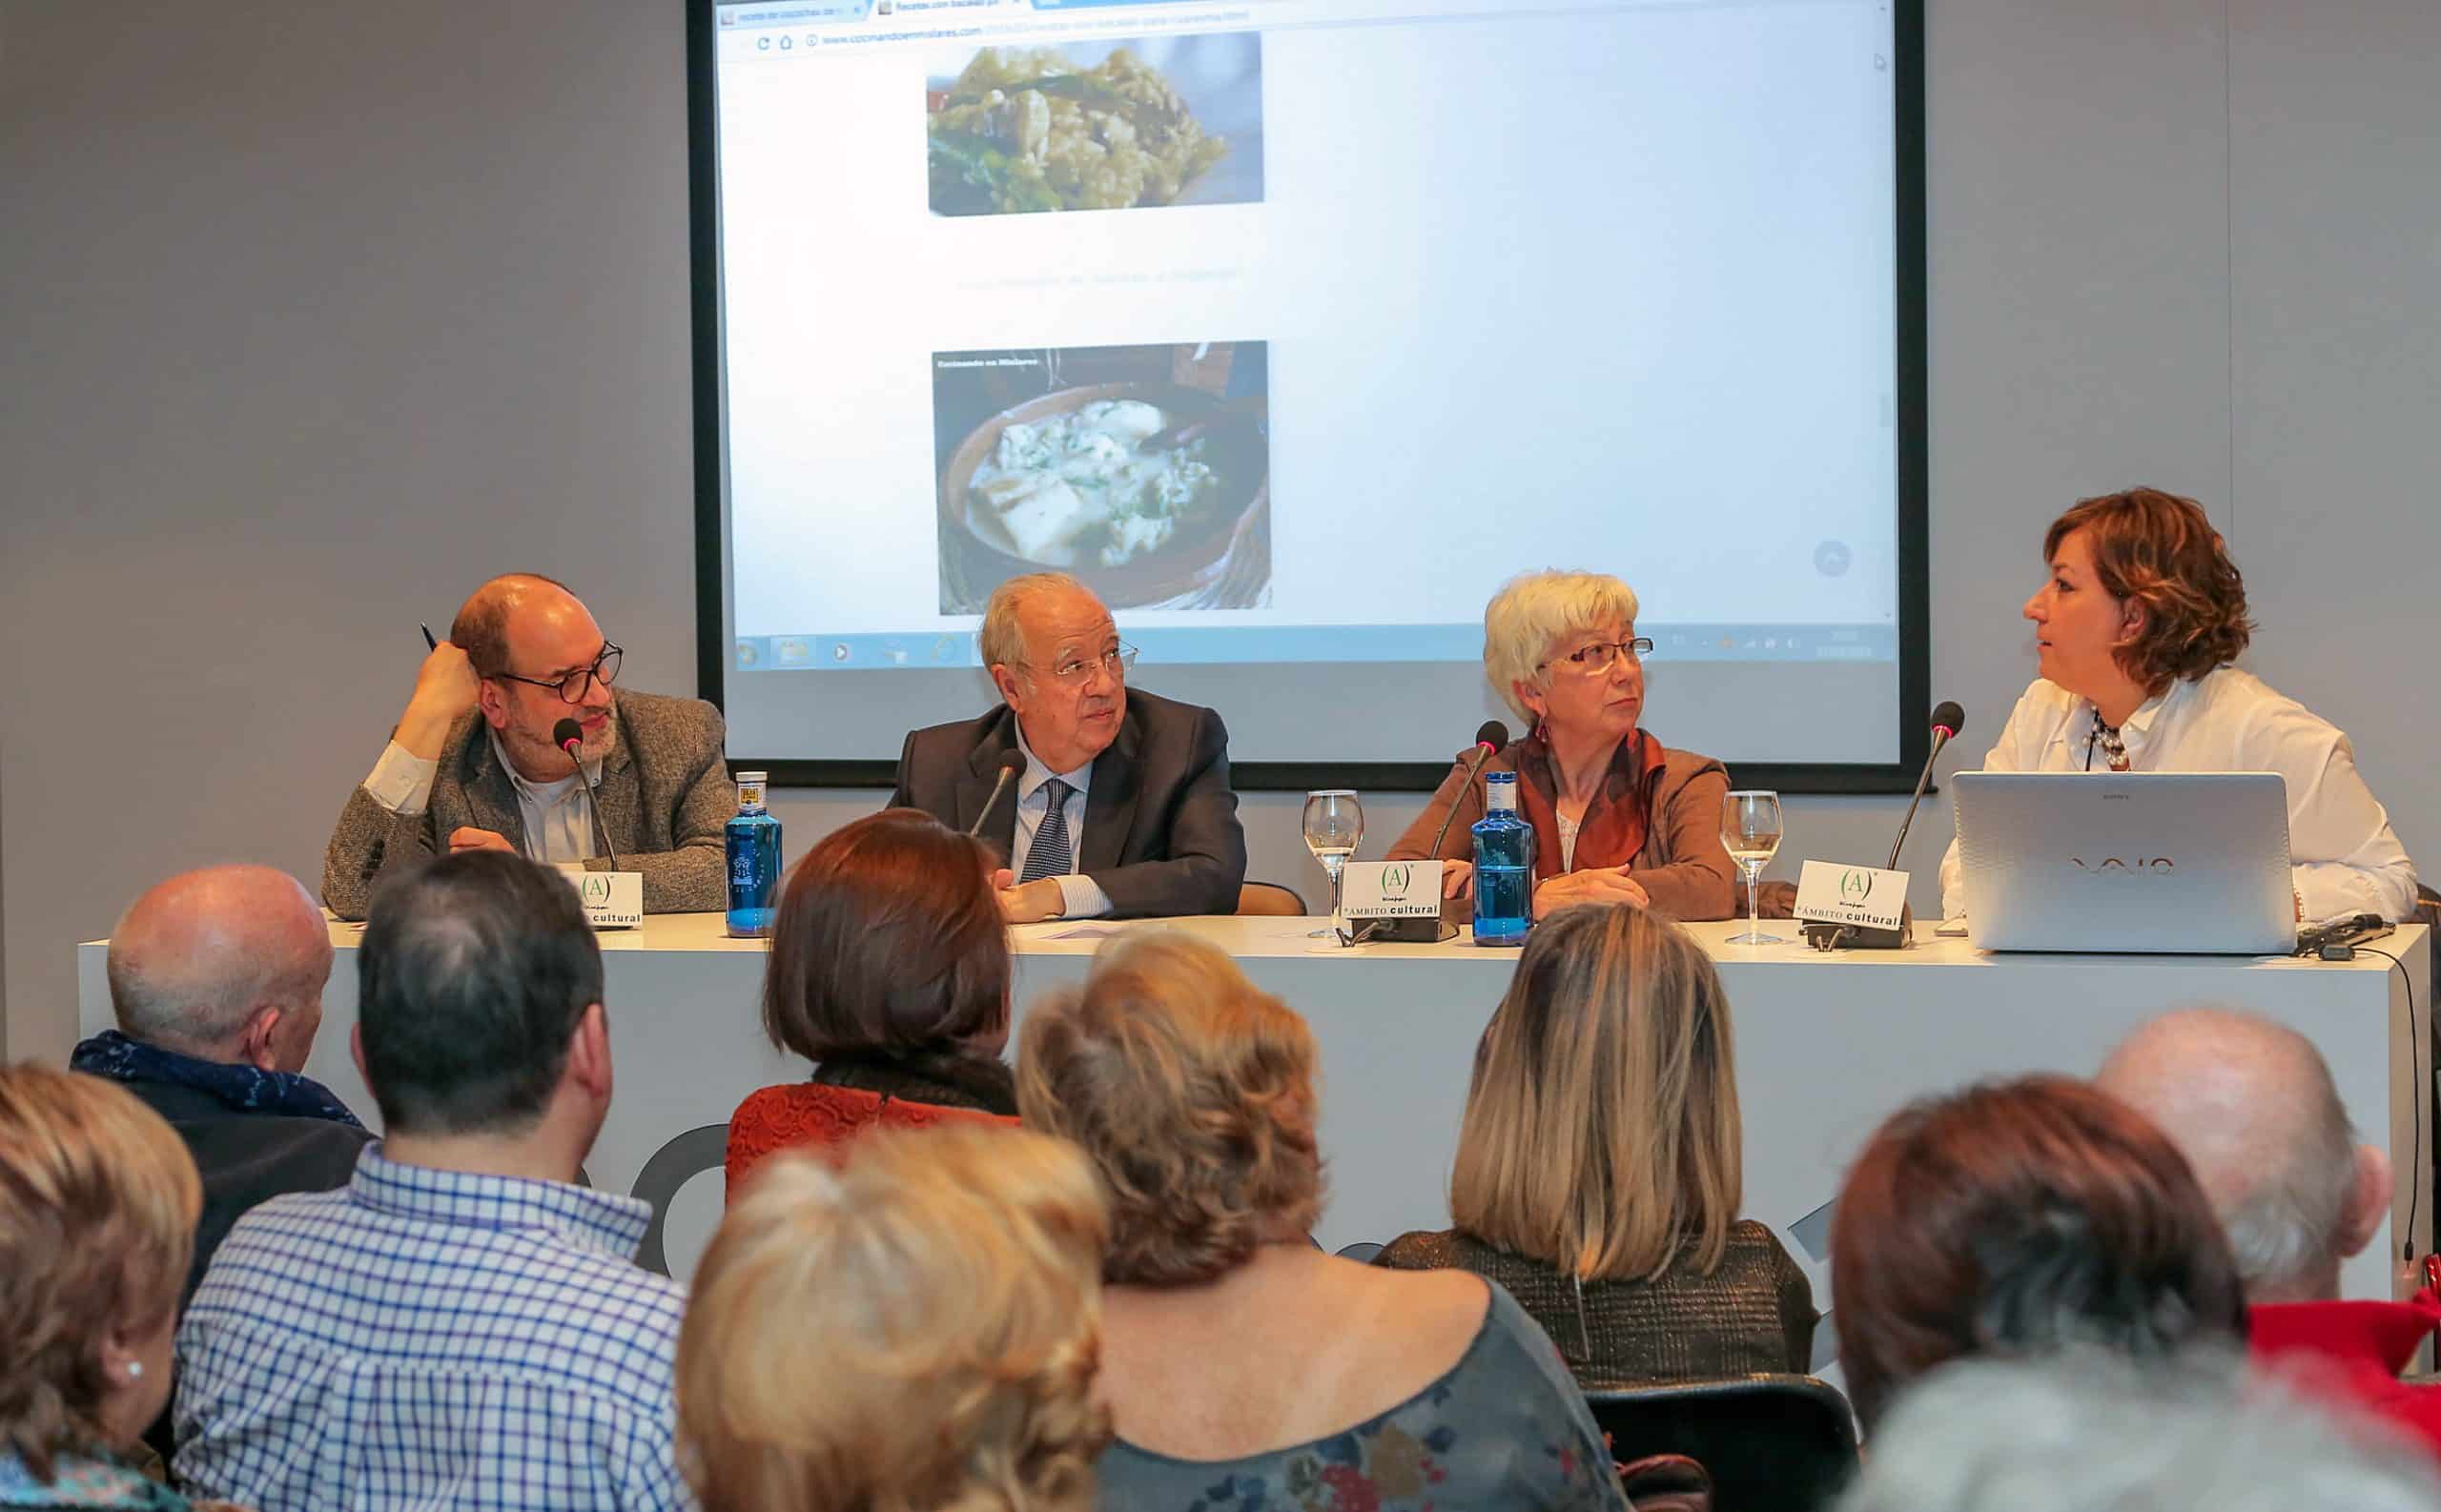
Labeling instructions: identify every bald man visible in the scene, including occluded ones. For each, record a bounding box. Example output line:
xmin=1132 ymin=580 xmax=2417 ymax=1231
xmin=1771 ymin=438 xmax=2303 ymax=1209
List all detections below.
xmin=72 ymin=866 xmax=373 ymax=1303
xmin=2097 ymin=1008 xmax=2441 ymax=1461
xmin=323 ymin=574 xmax=731 ymax=919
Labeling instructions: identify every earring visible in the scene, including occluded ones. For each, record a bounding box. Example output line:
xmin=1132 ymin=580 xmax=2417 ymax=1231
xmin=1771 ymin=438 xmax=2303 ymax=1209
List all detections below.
xmin=125 ymin=1360 xmax=144 ymax=1380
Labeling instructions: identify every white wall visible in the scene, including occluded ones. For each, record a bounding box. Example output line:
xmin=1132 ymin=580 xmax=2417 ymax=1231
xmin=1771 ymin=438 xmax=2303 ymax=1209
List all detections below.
xmin=5 ymin=0 xmax=2436 ymax=1059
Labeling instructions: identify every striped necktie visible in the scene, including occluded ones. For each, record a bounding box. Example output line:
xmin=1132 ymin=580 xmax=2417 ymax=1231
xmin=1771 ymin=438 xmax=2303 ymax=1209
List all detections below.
xmin=1020 ymin=777 xmax=1075 ymax=883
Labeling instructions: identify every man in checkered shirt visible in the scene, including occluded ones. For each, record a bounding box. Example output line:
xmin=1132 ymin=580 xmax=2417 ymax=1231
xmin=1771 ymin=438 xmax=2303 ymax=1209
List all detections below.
xmin=173 ymin=850 xmax=692 ymax=1511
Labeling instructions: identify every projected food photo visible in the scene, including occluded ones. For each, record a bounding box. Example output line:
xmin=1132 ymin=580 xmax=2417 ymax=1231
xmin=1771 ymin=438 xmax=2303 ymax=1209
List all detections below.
xmin=934 ymin=341 xmax=1270 ymax=611
xmin=926 ymin=33 xmax=1263 ymax=215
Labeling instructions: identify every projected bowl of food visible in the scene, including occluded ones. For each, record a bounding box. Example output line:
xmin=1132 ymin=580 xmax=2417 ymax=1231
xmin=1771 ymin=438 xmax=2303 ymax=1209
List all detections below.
xmin=926 ymin=34 xmax=1263 ymax=216
xmin=940 ymin=383 xmax=1269 ymax=609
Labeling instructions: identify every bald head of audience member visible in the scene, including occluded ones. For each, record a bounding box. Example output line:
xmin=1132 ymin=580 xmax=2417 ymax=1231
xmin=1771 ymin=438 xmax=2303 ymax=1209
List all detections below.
xmin=2097 ymin=1008 xmax=2390 ymax=1305
xmin=452 ymin=572 xmax=622 ymax=772
xmin=106 ymin=865 xmax=334 ymax=1074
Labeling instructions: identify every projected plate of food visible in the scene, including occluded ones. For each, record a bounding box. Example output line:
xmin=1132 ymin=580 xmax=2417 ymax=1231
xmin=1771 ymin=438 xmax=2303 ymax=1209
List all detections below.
xmin=926 ymin=34 xmax=1264 ymax=216
xmin=939 ymin=382 xmax=1270 ymax=610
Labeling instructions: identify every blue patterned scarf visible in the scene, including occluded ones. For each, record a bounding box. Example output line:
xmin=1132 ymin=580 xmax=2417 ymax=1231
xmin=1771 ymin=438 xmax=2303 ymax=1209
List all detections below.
xmin=70 ymin=1030 xmax=365 ymax=1130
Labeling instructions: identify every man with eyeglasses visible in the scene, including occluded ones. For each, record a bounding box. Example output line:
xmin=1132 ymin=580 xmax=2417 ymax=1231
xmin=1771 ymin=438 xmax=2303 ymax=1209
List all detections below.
xmin=321 ymin=574 xmax=732 ymax=920
xmin=890 ymin=572 xmax=1246 ymax=922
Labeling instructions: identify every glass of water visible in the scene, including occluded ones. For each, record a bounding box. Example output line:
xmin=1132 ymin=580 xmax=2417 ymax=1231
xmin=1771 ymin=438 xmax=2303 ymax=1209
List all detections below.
xmin=1721 ymin=789 xmax=1784 ymax=945
xmin=1302 ymin=789 xmax=1364 ymax=941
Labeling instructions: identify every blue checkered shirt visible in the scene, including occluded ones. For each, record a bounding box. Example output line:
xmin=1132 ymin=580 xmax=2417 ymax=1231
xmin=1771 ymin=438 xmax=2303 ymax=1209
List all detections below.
xmin=174 ymin=1145 xmax=692 ymax=1512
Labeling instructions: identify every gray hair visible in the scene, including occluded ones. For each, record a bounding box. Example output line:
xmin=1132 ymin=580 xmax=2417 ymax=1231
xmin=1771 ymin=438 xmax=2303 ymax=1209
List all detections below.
xmin=1481 ymin=570 xmax=1641 ymax=727
xmin=979 ymin=571 xmax=1091 ymax=673
xmin=106 ymin=868 xmax=331 ymax=1052
xmin=2223 ymin=1065 xmax=2358 ymax=1298
xmin=1841 ymin=1349 xmax=2441 ymax=1512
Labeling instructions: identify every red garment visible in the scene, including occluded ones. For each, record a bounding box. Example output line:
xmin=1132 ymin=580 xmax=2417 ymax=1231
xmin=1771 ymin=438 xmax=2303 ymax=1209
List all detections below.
xmin=725 ymin=1082 xmax=1019 ymax=1201
xmin=2248 ymin=1287 xmax=2441 ymax=1462
xmin=1509 ymin=727 xmax=1672 ymax=881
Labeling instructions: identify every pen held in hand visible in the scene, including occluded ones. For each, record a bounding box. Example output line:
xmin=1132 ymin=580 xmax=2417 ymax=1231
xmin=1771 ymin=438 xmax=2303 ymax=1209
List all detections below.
xmin=421 ymin=623 xmax=438 ymax=650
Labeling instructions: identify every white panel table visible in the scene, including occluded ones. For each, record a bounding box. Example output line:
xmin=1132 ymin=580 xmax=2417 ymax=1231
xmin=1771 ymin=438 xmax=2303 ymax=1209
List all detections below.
xmin=77 ymin=916 xmax=2431 ymax=1305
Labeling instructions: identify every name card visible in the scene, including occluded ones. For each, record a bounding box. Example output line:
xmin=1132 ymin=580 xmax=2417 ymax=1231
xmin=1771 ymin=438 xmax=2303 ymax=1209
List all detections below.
xmin=556 ymin=866 xmax=644 ymax=930
xmin=1793 ymin=860 xmax=1909 ymax=934
xmin=1340 ymin=860 xmax=1446 ymax=919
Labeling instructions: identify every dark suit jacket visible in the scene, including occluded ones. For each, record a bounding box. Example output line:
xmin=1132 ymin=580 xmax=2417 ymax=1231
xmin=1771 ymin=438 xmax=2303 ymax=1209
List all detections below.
xmin=321 ymin=689 xmax=732 ymax=920
xmin=889 ymin=689 xmax=1246 ymax=918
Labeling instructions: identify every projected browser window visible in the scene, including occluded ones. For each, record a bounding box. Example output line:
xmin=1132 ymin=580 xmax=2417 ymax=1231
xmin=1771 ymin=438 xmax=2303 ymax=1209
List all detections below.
xmin=708 ymin=0 xmax=1904 ymax=766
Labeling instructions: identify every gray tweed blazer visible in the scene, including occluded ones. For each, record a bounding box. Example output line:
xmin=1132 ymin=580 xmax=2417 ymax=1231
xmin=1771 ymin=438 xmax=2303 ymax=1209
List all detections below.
xmin=321 ymin=690 xmax=732 ymax=920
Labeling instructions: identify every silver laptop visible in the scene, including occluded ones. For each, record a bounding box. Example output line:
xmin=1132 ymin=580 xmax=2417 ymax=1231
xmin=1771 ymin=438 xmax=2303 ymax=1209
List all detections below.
xmin=1952 ymin=772 xmax=2295 ymax=954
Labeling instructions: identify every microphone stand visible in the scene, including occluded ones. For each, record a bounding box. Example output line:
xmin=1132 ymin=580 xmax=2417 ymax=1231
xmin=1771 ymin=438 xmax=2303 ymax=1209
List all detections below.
xmin=563 ymin=737 xmax=624 ymax=873
xmin=1369 ymin=743 xmax=1504 ymax=946
xmin=1802 ymin=725 xmax=1957 ymax=951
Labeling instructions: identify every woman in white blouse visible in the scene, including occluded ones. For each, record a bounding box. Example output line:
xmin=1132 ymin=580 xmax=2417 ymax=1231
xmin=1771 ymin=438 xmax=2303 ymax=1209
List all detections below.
xmin=1941 ymin=486 xmax=2416 ymax=923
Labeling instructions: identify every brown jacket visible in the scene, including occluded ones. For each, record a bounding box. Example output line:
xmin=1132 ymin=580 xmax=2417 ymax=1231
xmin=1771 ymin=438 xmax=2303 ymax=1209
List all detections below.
xmin=1385 ymin=735 xmax=1738 ymax=921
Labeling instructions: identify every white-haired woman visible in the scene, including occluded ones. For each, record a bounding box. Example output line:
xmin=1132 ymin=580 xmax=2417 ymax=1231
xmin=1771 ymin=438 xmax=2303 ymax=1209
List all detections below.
xmin=1387 ymin=570 xmax=1738 ymax=921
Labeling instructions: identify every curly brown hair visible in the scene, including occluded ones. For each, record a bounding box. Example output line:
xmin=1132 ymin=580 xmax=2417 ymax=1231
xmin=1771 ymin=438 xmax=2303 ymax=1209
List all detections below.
xmin=1015 ymin=931 xmax=1323 ymax=1287
xmin=0 ymin=1065 xmax=201 ymax=1480
xmin=2044 ymin=488 xmax=2253 ymax=690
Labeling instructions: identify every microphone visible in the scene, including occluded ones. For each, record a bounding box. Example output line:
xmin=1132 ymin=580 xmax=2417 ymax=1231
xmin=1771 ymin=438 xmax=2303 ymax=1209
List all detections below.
xmin=1364 ymin=721 xmax=1510 ymax=947
xmin=1886 ymin=702 xmax=1966 ymax=870
xmin=1425 ymin=721 xmax=1512 ymax=857
xmin=554 ymin=717 xmax=624 ymax=873
xmin=969 ymin=749 xmax=1027 ymax=839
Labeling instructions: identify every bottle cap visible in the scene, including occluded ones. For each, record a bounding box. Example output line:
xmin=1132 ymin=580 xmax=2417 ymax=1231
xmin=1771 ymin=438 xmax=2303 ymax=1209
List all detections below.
xmin=738 ymin=770 xmax=769 ymax=784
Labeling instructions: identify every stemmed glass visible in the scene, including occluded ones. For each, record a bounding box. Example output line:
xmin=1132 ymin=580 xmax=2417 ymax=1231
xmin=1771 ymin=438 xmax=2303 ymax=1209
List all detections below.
xmin=1302 ymin=789 xmax=1364 ymax=942
xmin=1722 ymin=789 xmax=1785 ymax=945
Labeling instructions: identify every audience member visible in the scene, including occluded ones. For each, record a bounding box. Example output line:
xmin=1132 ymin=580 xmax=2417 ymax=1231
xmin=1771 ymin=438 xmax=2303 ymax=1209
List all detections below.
xmin=1836 ymin=1350 xmax=2441 ymax=1512
xmin=174 ymin=851 xmax=689 ymax=1512
xmin=1829 ymin=1075 xmax=2248 ymax=1434
xmin=1018 ymin=932 xmax=1626 ymax=1512
xmin=2097 ymin=1006 xmax=2441 ymax=1459
xmin=0 ymin=1065 xmax=212 ymax=1510
xmin=725 ymin=809 xmax=1019 ymax=1196
xmin=77 ymin=865 xmax=371 ymax=1305
xmin=680 ymin=1126 xmax=1107 ymax=1512
xmin=1376 ymin=903 xmax=1814 ymax=1384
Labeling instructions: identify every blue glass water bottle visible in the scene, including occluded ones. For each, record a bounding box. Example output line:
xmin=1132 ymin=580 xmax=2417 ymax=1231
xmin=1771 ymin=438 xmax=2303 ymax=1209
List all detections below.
xmin=1471 ymin=770 xmax=1536 ymax=946
xmin=726 ymin=770 xmax=781 ymax=938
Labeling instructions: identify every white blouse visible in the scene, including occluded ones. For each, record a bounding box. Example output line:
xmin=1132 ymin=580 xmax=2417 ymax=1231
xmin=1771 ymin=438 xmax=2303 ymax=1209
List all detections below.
xmin=1938 ymin=667 xmax=2418 ymax=923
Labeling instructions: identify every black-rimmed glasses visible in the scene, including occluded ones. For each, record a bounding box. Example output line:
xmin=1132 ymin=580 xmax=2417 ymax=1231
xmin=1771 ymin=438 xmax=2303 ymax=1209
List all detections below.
xmin=496 ymin=643 xmax=623 ymax=703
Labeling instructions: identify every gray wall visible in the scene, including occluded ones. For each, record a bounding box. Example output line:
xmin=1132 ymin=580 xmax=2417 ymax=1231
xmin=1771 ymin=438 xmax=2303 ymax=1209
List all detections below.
xmin=5 ymin=0 xmax=2436 ymax=1059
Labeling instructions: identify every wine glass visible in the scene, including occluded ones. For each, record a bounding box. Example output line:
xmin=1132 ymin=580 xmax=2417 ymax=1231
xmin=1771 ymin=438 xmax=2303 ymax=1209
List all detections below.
xmin=1722 ymin=789 xmax=1785 ymax=945
xmin=1302 ymin=789 xmax=1364 ymax=941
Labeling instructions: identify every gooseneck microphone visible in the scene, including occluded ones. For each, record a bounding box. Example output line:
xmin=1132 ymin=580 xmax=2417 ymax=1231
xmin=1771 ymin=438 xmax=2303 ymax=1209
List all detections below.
xmin=969 ymin=749 xmax=1028 ymax=839
xmin=1426 ymin=720 xmax=1513 ymax=857
xmin=1886 ymin=701 xmax=1966 ymax=870
xmin=554 ymin=717 xmax=625 ymax=872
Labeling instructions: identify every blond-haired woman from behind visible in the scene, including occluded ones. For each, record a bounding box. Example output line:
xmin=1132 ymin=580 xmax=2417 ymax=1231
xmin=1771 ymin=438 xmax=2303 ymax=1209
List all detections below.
xmin=0 ymin=1063 xmax=236 ymax=1511
xmin=1019 ymin=931 xmax=1626 ymax=1512
xmin=1377 ymin=903 xmax=1815 ymax=1385
xmin=678 ymin=1123 xmax=1109 ymax=1512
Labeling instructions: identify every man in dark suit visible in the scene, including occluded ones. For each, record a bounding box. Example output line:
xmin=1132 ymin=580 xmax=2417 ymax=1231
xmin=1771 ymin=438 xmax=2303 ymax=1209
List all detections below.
xmin=890 ymin=573 xmax=1245 ymax=920
xmin=322 ymin=573 xmax=730 ymax=919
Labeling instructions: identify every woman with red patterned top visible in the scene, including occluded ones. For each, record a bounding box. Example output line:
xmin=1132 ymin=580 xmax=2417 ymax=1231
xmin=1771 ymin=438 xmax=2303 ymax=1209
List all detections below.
xmin=725 ymin=809 xmax=1018 ymax=1198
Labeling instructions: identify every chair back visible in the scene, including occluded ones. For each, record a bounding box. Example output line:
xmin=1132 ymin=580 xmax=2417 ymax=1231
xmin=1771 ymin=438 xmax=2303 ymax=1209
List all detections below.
xmin=1237 ymin=881 xmax=1308 ymax=915
xmin=1585 ymin=1375 xmax=1856 ymax=1512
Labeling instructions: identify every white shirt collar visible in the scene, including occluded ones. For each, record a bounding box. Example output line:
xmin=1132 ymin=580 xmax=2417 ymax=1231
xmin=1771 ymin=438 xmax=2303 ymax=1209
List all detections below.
xmin=1010 ymin=719 xmax=1094 ymax=802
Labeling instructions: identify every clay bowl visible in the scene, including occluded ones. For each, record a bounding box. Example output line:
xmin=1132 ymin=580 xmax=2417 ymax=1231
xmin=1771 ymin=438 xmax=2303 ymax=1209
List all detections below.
xmin=940 ymin=381 xmax=1269 ymax=608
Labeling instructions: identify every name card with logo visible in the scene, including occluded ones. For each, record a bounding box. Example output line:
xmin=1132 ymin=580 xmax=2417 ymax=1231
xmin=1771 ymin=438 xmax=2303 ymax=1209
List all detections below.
xmin=555 ymin=866 xmax=644 ymax=930
xmin=1793 ymin=860 xmax=1908 ymax=934
xmin=1341 ymin=861 xmax=1446 ymax=919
